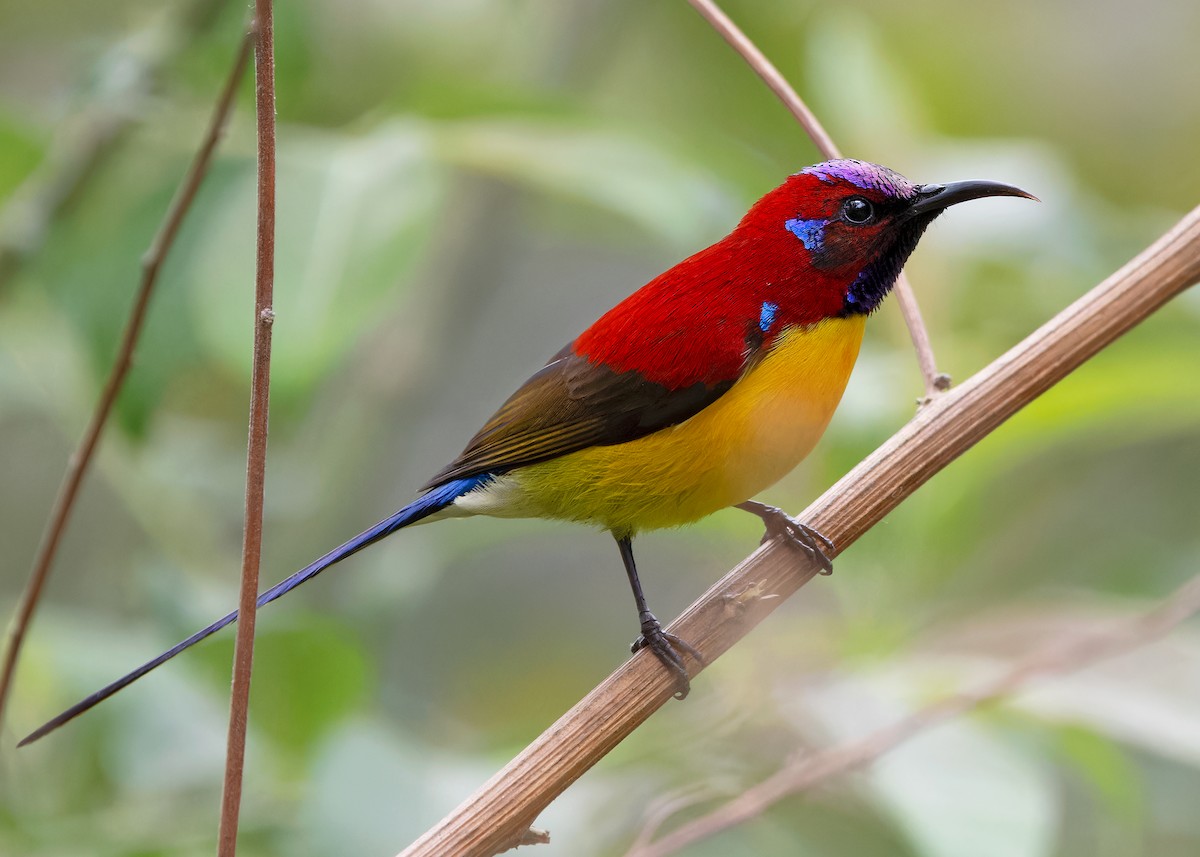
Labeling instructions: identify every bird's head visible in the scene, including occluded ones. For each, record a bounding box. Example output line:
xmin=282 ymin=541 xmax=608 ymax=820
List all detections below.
xmin=740 ymin=159 xmax=1036 ymax=316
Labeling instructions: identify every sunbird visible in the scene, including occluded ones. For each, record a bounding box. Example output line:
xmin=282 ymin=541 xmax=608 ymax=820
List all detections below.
xmin=22 ymin=159 xmax=1033 ymax=745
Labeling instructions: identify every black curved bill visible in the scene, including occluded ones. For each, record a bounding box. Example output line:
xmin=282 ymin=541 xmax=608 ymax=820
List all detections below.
xmin=909 ymin=179 xmax=1038 ymax=215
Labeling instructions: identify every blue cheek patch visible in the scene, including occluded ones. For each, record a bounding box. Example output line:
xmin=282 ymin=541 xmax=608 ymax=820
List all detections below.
xmin=759 ymin=301 xmax=778 ymax=333
xmin=785 ymin=217 xmax=825 ymax=252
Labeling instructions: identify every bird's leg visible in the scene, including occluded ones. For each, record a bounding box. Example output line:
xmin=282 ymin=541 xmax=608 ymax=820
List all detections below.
xmin=736 ymin=500 xmax=835 ymax=575
xmin=615 ymin=535 xmax=704 ymax=699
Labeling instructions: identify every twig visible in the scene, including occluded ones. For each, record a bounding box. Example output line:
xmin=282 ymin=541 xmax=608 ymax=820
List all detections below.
xmin=398 ymin=207 xmax=1200 ymax=857
xmin=215 ymin=5 xmax=275 ymax=855
xmin=685 ymin=0 xmax=947 ymax=400
xmin=497 ymin=827 xmax=551 ymax=853
xmin=624 ymin=572 xmax=1200 ymax=857
xmin=0 ymin=29 xmax=253 ymax=735
xmin=624 ymin=785 xmax=717 ymax=854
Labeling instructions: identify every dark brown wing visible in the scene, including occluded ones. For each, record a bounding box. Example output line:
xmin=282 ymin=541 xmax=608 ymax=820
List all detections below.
xmin=421 ymin=345 xmax=738 ymax=489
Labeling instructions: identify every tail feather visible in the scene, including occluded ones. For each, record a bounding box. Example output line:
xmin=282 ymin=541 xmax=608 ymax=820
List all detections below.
xmin=19 ymin=474 xmax=490 ymax=747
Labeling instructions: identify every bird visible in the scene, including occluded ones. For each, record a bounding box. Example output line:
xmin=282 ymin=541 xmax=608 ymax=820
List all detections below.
xmin=21 ymin=159 xmax=1034 ymax=746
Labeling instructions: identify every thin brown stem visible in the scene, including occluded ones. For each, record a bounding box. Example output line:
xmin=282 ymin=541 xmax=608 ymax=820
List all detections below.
xmin=216 ymin=5 xmax=275 ymax=855
xmin=0 ymin=29 xmax=253 ymax=735
xmin=398 ymin=206 xmax=1200 ymax=856
xmin=894 ymin=270 xmax=951 ymax=396
xmin=685 ymin=0 xmax=945 ymax=399
xmin=625 ymin=572 xmax=1200 ymax=857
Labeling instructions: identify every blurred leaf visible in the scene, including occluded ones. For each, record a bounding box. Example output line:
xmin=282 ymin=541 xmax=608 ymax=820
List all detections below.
xmin=18 ymin=129 xmax=198 ymax=435
xmin=0 ymin=109 xmax=45 ymax=200
xmin=1052 ymin=723 xmax=1143 ymax=821
xmin=186 ymin=121 xmax=446 ymax=398
xmin=10 ymin=610 xmax=228 ymax=812
xmin=1017 ymin=628 xmax=1200 ymax=769
xmin=800 ymin=675 xmax=1056 ymax=857
xmin=193 ymin=613 xmax=374 ymax=756
xmin=435 ymin=117 xmax=739 ymax=248
xmin=804 ymin=10 xmax=926 ymax=159
xmin=869 ymin=718 xmax=1055 ymax=857
xmin=977 ymin=341 xmax=1200 ymax=457
xmin=296 ymin=722 xmax=435 ymax=856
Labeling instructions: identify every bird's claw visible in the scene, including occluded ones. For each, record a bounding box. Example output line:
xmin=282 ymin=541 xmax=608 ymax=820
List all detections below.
xmin=741 ymin=502 xmax=835 ymax=575
xmin=630 ymin=613 xmax=705 ymax=699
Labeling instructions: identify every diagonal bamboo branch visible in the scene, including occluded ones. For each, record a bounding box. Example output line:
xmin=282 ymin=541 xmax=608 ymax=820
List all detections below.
xmin=0 ymin=28 xmax=254 ymax=736
xmin=398 ymin=207 xmax=1200 ymax=857
xmin=624 ymin=569 xmax=1200 ymax=857
xmin=686 ymin=0 xmax=947 ymax=399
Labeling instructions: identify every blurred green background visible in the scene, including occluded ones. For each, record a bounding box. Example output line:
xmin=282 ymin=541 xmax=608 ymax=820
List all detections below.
xmin=2 ymin=0 xmax=1199 ymax=855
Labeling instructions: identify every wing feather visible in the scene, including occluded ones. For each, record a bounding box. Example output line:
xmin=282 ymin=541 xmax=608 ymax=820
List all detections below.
xmin=421 ymin=343 xmax=744 ymax=490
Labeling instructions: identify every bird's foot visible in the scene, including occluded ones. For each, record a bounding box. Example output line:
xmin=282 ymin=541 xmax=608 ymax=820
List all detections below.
xmin=630 ymin=612 xmax=705 ymax=699
xmin=737 ymin=500 xmax=835 ymax=575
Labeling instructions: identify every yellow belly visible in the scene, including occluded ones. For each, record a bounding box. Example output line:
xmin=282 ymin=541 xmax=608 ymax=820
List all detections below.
xmin=499 ymin=315 xmax=865 ymax=535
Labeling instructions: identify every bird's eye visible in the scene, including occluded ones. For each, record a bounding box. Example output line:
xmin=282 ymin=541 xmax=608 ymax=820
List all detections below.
xmin=842 ymin=197 xmax=875 ymax=224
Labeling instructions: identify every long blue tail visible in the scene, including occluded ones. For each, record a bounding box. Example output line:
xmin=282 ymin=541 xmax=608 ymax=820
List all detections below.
xmin=20 ymin=475 xmax=491 ymax=746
